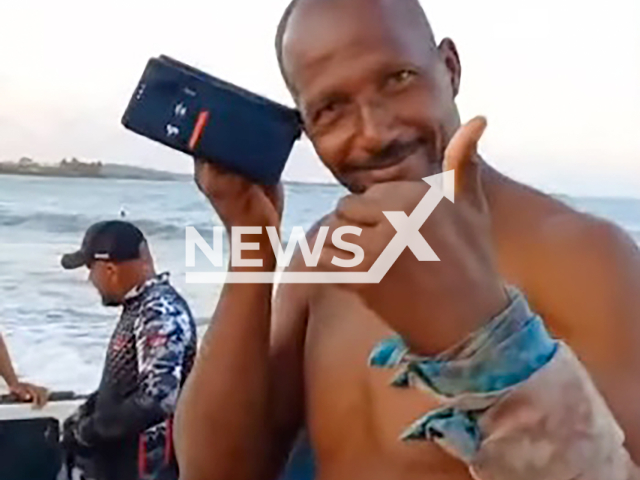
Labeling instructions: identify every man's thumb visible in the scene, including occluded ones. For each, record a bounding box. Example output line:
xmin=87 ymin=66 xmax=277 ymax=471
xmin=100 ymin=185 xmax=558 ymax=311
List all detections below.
xmin=442 ymin=116 xmax=487 ymax=201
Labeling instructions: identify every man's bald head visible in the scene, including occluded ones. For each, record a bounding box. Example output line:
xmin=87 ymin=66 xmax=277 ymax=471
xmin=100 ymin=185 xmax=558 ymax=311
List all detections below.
xmin=273 ymin=0 xmax=462 ymax=193
xmin=275 ymin=0 xmax=437 ymax=93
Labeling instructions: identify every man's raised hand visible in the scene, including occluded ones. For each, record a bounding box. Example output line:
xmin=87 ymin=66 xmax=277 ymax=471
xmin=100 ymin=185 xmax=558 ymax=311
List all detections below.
xmin=316 ymin=116 xmax=509 ymax=355
xmin=193 ymin=159 xmax=284 ymax=271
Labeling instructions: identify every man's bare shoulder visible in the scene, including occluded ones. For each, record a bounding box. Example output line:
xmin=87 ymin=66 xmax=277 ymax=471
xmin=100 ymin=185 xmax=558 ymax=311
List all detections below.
xmin=527 ymin=203 xmax=640 ymax=331
xmin=538 ymin=207 xmax=639 ymax=265
xmin=491 ymin=176 xmax=640 ymax=366
xmin=537 ymin=208 xmax=640 ymax=318
xmin=489 ymin=168 xmax=639 ymax=267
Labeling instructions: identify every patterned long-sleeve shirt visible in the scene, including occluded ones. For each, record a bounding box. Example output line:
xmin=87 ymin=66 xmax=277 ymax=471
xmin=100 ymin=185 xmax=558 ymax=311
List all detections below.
xmin=71 ymin=272 xmax=197 ymax=480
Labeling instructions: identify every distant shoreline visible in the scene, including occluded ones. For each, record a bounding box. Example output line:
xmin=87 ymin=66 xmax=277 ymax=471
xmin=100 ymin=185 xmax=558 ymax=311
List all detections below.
xmin=0 ymin=169 xmax=190 ymax=182
xmin=0 ymin=164 xmax=338 ymax=188
xmin=0 ymin=159 xmax=191 ymax=182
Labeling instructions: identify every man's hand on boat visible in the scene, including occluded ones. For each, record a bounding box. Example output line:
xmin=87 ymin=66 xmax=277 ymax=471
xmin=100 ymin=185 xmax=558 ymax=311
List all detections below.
xmin=9 ymin=381 xmax=49 ymax=408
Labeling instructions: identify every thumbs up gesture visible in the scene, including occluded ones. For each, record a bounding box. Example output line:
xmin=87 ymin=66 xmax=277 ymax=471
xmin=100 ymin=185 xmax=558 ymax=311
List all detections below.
xmin=317 ymin=116 xmax=509 ymax=355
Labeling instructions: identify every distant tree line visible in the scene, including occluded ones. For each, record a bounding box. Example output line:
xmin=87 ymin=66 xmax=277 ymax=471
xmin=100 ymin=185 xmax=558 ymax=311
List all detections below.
xmin=0 ymin=157 xmax=103 ymax=177
xmin=59 ymin=157 xmax=103 ymax=175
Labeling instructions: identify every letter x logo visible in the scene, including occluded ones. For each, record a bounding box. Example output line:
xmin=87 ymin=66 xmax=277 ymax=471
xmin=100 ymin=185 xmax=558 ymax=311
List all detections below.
xmin=384 ymin=211 xmax=438 ymax=261
xmin=364 ymin=171 xmax=455 ymax=281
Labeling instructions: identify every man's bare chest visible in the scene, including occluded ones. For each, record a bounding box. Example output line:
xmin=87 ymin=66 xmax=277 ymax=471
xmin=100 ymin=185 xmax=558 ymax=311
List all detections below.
xmin=303 ymin=287 xmax=471 ymax=478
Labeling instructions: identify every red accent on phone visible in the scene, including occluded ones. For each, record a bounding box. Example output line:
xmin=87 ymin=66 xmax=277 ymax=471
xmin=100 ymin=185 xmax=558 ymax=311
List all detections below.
xmin=189 ymin=111 xmax=210 ymax=151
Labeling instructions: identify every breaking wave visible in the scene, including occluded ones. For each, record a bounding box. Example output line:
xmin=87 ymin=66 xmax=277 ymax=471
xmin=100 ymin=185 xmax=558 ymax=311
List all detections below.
xmin=0 ymin=211 xmax=216 ymax=240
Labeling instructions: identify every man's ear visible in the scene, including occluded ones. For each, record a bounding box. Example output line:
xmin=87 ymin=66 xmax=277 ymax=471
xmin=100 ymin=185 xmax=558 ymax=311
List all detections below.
xmin=105 ymin=262 xmax=118 ymax=282
xmin=438 ymin=38 xmax=462 ymax=98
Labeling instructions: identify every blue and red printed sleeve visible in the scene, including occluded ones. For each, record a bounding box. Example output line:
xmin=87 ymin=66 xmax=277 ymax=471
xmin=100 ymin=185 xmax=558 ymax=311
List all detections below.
xmin=77 ymin=299 xmax=194 ymax=443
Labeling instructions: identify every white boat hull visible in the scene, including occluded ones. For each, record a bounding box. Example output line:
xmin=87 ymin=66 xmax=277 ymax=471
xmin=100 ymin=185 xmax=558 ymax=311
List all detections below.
xmin=0 ymin=398 xmax=83 ymax=422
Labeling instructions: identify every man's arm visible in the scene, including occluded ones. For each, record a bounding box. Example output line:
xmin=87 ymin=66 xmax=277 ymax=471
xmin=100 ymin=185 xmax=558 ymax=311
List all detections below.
xmin=0 ymin=333 xmax=19 ymax=388
xmin=75 ymin=305 xmax=193 ymax=443
xmin=368 ymin=215 xmax=640 ymax=480
xmin=174 ymin=159 xmax=314 ymax=480
xmin=173 ymin=256 xmax=310 ymax=480
xmin=529 ymin=217 xmax=640 ymax=462
xmin=365 ymin=272 xmax=640 ymax=479
xmin=0 ymin=332 xmax=48 ymax=406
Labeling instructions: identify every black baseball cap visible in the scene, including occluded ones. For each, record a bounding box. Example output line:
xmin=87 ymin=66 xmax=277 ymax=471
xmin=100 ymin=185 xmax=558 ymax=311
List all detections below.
xmin=61 ymin=220 xmax=146 ymax=270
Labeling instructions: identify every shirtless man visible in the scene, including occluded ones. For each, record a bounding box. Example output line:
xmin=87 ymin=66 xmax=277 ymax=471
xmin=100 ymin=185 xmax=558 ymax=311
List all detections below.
xmin=173 ymin=0 xmax=640 ymax=479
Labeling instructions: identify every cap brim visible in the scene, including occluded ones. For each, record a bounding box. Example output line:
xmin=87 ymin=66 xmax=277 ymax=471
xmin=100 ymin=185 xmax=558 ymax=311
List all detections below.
xmin=61 ymin=251 xmax=88 ymax=270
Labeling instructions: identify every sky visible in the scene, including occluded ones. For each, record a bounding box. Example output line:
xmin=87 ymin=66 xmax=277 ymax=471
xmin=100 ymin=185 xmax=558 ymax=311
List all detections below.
xmin=0 ymin=0 xmax=638 ymax=197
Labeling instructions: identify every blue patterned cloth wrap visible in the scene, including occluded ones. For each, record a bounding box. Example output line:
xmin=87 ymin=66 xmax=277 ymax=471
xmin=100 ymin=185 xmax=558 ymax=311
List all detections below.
xmin=369 ymin=286 xmax=558 ymax=461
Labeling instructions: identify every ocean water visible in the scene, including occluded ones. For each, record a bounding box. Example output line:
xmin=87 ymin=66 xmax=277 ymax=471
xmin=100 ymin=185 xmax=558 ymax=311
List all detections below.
xmin=0 ymin=173 xmax=639 ymax=395
xmin=0 ymin=174 xmax=345 ymax=394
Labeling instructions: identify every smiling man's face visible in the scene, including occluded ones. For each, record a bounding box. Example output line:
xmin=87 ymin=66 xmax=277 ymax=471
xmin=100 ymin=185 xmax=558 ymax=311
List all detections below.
xmin=280 ymin=0 xmax=464 ymax=193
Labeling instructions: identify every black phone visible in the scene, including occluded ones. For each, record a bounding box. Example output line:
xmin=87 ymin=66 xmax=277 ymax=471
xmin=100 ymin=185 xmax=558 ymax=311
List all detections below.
xmin=121 ymin=56 xmax=303 ymax=185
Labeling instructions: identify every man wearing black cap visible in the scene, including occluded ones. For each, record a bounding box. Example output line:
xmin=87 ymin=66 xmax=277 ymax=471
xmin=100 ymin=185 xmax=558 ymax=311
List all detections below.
xmin=60 ymin=220 xmax=197 ymax=480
